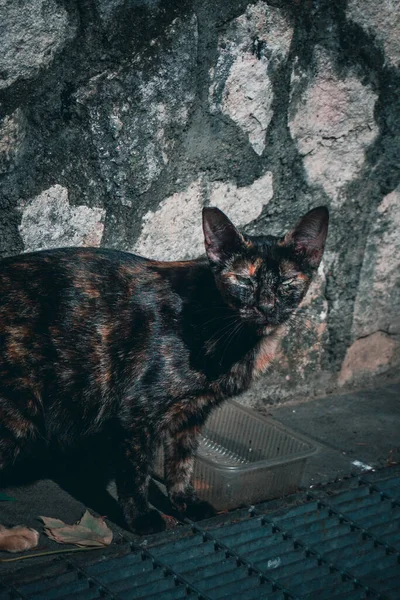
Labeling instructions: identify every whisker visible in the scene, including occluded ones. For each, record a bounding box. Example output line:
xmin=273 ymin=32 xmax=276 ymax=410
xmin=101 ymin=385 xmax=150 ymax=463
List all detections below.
xmin=206 ymin=318 xmax=241 ymax=353
xmin=201 ymin=314 xmax=239 ymax=328
xmin=192 ymin=305 xmax=232 ymax=316
xmin=220 ymin=321 xmax=243 ymax=364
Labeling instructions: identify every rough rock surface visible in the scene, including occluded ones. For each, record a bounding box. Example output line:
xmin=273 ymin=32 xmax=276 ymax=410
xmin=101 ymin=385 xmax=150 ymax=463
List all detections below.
xmin=0 ymin=109 xmax=26 ymax=174
xmin=134 ymin=172 xmax=273 ymax=260
xmin=289 ymin=49 xmax=378 ymax=204
xmin=0 ymin=0 xmax=399 ymax=403
xmin=18 ymin=186 xmax=105 ymax=252
xmin=339 ymin=332 xmax=398 ymax=387
xmin=0 ymin=0 xmax=76 ymax=90
xmin=347 ymin=0 xmax=400 ymax=67
xmin=209 ymin=2 xmax=293 ymax=156
xmin=75 ymin=14 xmax=197 ymax=200
xmin=353 ymin=187 xmax=400 ymax=339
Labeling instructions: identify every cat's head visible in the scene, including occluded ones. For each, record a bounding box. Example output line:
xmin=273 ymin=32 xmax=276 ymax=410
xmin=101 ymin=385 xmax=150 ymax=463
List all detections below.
xmin=202 ymin=206 xmax=329 ymax=332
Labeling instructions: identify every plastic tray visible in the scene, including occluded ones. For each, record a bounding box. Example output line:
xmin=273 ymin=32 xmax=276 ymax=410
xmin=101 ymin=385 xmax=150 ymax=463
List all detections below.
xmin=153 ymin=400 xmax=317 ymax=511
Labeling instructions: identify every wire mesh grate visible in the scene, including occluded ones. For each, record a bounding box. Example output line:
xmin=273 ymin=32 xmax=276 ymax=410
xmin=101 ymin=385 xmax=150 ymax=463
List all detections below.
xmin=2 ymin=468 xmax=400 ymax=599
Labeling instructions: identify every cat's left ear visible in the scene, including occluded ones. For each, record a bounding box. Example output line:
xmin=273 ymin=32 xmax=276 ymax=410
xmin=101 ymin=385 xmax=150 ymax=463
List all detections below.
xmin=283 ymin=206 xmax=329 ymax=268
xmin=202 ymin=207 xmax=245 ymax=265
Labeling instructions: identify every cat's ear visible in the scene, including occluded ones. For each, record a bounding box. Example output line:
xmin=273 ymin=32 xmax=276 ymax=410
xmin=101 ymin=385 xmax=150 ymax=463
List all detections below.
xmin=202 ymin=207 xmax=244 ymax=265
xmin=283 ymin=206 xmax=329 ymax=268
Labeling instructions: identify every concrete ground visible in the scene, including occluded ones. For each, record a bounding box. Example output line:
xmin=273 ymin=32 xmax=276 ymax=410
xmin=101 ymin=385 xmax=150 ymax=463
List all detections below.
xmin=268 ymin=380 xmax=400 ymax=488
xmin=1 ymin=381 xmax=399 ymax=581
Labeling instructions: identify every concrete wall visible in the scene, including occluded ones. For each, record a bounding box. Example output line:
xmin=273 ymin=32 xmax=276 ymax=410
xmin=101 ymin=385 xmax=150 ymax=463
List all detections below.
xmin=0 ymin=0 xmax=399 ymax=404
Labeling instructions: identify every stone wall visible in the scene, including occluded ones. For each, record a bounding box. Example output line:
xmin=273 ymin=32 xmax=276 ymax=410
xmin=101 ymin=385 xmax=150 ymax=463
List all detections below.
xmin=0 ymin=0 xmax=399 ymax=404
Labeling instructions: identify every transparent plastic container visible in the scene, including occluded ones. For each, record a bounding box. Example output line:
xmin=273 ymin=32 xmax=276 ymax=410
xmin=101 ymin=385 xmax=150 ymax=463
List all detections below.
xmin=153 ymin=400 xmax=317 ymax=511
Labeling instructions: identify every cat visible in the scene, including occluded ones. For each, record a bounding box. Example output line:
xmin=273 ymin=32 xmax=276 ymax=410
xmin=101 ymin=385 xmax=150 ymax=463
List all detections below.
xmin=0 ymin=205 xmax=328 ymax=534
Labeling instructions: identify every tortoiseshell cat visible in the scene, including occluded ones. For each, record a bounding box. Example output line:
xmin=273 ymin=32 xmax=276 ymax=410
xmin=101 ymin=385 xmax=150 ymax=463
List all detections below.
xmin=0 ymin=206 xmax=328 ymax=534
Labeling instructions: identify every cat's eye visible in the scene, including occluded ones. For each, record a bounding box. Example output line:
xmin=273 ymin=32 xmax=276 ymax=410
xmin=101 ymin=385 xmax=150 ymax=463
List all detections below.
xmin=282 ymin=277 xmax=296 ymax=287
xmin=235 ymin=275 xmax=252 ymax=286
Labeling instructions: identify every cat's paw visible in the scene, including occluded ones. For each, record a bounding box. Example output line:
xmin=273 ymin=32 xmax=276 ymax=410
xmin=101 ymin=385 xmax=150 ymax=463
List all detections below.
xmin=120 ymin=497 xmax=166 ymax=534
xmin=130 ymin=510 xmax=166 ymax=535
xmin=184 ymin=499 xmax=217 ymax=521
xmin=171 ymin=494 xmax=217 ymax=521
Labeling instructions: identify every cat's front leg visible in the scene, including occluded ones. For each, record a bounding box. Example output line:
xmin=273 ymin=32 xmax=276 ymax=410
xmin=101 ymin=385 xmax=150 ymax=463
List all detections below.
xmin=116 ymin=437 xmax=166 ymax=535
xmin=164 ymin=426 xmax=216 ymax=521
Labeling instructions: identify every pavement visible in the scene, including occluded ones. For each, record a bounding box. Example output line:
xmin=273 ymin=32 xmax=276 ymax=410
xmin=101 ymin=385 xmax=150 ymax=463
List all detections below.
xmin=1 ymin=380 xmax=399 ymax=583
xmin=268 ymin=380 xmax=400 ymax=488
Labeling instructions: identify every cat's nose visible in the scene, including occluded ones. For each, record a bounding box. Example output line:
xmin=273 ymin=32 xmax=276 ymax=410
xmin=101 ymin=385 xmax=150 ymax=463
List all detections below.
xmin=259 ymin=297 xmax=275 ymax=313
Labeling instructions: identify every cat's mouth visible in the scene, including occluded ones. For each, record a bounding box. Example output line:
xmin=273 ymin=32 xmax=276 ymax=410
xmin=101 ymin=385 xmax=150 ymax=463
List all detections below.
xmin=240 ymin=308 xmax=273 ymax=327
xmin=240 ymin=308 xmax=280 ymax=336
xmin=240 ymin=307 xmax=265 ymax=323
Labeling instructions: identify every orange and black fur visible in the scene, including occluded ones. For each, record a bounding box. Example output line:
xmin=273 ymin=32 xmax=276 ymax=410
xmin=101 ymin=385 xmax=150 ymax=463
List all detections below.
xmin=0 ymin=207 xmax=328 ymax=534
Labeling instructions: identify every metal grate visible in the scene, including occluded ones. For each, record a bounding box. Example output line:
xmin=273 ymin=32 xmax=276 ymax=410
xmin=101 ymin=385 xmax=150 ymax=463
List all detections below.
xmin=2 ymin=469 xmax=400 ymax=599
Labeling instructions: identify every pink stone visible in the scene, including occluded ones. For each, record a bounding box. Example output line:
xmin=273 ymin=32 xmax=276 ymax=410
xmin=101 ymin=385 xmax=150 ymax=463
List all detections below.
xmin=339 ymin=332 xmax=397 ymax=386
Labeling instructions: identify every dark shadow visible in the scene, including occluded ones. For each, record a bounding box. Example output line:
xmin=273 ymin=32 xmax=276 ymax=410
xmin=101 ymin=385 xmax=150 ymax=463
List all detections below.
xmin=52 ymin=452 xmax=179 ymax=529
xmin=49 ymin=441 xmax=127 ymax=528
xmin=1 ymin=442 xmax=181 ymax=531
xmin=55 ymin=474 xmax=181 ymax=529
xmin=54 ymin=472 xmax=127 ymax=529
xmin=148 ymin=478 xmax=178 ymax=516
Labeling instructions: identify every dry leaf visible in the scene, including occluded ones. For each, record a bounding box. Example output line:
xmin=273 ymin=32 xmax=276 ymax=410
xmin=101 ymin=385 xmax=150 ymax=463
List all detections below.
xmin=0 ymin=524 xmax=39 ymax=553
xmin=40 ymin=511 xmax=113 ymax=548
